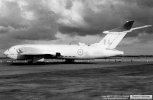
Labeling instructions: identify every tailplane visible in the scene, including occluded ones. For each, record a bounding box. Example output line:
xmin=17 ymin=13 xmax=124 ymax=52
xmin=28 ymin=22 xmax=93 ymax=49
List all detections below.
xmin=92 ymin=21 xmax=151 ymax=49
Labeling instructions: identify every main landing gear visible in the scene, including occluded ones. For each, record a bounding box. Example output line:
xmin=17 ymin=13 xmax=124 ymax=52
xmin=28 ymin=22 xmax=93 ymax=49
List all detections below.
xmin=65 ymin=59 xmax=75 ymax=63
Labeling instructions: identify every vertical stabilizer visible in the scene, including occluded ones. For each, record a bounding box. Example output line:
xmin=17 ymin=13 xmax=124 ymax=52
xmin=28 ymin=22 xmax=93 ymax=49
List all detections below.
xmin=93 ymin=21 xmax=134 ymax=49
xmin=93 ymin=21 xmax=152 ymax=49
xmin=92 ymin=21 xmax=151 ymax=49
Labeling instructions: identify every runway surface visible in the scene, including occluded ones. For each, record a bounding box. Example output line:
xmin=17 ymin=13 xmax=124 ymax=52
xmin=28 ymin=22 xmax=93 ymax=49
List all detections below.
xmin=0 ymin=59 xmax=153 ymax=100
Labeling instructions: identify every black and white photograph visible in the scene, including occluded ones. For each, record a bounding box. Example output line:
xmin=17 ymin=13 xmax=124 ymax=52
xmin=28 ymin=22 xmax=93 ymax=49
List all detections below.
xmin=0 ymin=0 xmax=153 ymax=100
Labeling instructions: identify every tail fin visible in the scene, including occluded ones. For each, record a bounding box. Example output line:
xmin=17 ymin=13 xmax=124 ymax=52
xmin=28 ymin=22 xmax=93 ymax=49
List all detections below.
xmin=92 ymin=21 xmax=151 ymax=49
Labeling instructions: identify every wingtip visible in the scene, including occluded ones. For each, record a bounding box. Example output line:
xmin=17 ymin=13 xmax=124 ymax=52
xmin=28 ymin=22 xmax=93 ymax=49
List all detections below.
xmin=146 ymin=25 xmax=152 ymax=27
xmin=141 ymin=25 xmax=152 ymax=28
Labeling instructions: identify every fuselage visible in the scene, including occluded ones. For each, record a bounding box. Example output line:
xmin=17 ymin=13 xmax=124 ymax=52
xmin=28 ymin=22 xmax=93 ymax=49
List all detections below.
xmin=3 ymin=20 xmax=150 ymax=62
xmin=4 ymin=44 xmax=124 ymax=60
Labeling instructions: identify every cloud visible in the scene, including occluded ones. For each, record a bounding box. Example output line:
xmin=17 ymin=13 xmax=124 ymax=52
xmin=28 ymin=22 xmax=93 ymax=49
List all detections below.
xmin=43 ymin=0 xmax=88 ymax=28
xmin=131 ymin=0 xmax=153 ymax=8
xmin=54 ymin=32 xmax=101 ymax=44
xmin=0 ymin=0 xmax=58 ymax=40
xmin=0 ymin=26 xmax=14 ymax=33
xmin=118 ymin=39 xmax=153 ymax=55
xmin=0 ymin=0 xmax=152 ymax=38
xmin=0 ymin=0 xmax=27 ymax=28
xmin=57 ymin=0 xmax=153 ymax=37
xmin=20 ymin=32 xmax=102 ymax=45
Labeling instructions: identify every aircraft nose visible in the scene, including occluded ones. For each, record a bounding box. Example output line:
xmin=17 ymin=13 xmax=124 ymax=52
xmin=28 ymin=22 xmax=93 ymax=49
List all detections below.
xmin=4 ymin=49 xmax=9 ymax=56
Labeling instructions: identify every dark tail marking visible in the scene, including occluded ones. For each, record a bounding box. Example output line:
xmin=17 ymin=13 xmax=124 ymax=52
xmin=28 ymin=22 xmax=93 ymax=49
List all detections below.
xmin=123 ymin=20 xmax=134 ymax=30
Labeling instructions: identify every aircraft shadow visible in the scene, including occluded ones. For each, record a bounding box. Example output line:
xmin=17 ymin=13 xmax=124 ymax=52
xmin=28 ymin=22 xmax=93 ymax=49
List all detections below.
xmin=8 ymin=61 xmax=97 ymax=66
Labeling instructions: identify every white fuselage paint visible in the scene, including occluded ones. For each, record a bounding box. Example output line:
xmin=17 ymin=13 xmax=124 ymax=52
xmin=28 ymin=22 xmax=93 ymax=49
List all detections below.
xmin=5 ymin=21 xmax=149 ymax=61
xmin=4 ymin=44 xmax=123 ymax=60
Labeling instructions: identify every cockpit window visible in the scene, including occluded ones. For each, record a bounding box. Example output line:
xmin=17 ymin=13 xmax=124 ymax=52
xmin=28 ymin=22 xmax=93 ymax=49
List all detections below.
xmin=16 ymin=49 xmax=22 ymax=54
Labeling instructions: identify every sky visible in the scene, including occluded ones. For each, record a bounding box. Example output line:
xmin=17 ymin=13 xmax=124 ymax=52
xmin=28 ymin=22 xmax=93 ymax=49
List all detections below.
xmin=0 ymin=0 xmax=153 ymax=56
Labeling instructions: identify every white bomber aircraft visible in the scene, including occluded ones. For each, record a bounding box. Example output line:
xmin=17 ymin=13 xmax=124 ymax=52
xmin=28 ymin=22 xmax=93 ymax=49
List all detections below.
xmin=4 ymin=21 xmax=151 ymax=63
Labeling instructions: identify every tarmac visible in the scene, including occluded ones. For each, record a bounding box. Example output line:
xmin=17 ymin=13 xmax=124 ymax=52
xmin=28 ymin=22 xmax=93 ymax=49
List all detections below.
xmin=0 ymin=58 xmax=153 ymax=100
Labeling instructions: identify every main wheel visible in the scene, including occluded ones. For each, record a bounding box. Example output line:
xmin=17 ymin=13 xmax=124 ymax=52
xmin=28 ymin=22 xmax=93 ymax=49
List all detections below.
xmin=27 ymin=59 xmax=37 ymax=64
xmin=27 ymin=60 xmax=35 ymax=64
xmin=65 ymin=59 xmax=75 ymax=63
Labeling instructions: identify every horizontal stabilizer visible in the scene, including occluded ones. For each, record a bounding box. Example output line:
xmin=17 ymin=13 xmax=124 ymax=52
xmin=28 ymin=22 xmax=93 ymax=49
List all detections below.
xmin=131 ymin=25 xmax=152 ymax=31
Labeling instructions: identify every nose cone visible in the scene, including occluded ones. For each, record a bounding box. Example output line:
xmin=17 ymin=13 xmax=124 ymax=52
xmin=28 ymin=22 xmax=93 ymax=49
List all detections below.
xmin=4 ymin=50 xmax=9 ymax=57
